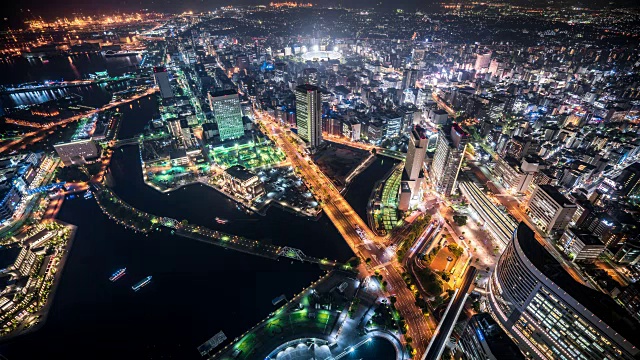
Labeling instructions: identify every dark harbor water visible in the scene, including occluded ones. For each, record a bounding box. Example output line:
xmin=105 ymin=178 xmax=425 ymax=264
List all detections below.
xmin=0 ymin=53 xmax=141 ymax=110
xmin=0 ymin=198 xmax=325 ymax=359
xmin=0 ymin=53 xmax=140 ymax=86
xmin=345 ymin=338 xmax=397 ymax=359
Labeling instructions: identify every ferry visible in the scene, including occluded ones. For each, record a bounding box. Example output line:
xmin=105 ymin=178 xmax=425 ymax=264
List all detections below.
xmin=109 ymin=268 xmax=126 ymax=282
xmin=132 ymin=276 xmax=152 ymax=291
xmin=215 ymin=217 xmax=229 ymax=224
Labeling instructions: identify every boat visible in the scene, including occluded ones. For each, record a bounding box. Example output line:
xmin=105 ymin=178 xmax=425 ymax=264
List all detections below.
xmin=109 ymin=268 xmax=126 ymax=282
xmin=84 ymin=191 xmax=93 ymax=199
xmin=215 ymin=217 xmax=229 ymax=224
xmin=132 ymin=276 xmax=152 ymax=291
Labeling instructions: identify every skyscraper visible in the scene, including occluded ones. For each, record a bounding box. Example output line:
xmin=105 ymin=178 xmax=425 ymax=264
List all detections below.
xmin=405 ymin=126 xmax=428 ymax=181
xmin=295 ymin=84 xmax=322 ymax=149
xmin=153 ymin=66 xmax=174 ymax=99
xmin=399 ymin=126 xmax=428 ymax=211
xmin=474 ymin=51 xmax=492 ymax=72
xmin=402 ymin=68 xmax=418 ymax=90
xmin=429 ymin=123 xmax=468 ymax=196
xmin=208 ymin=90 xmax=245 ymax=142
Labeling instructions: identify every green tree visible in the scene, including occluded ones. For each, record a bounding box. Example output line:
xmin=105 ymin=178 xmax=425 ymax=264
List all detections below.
xmin=448 ymin=244 xmax=464 ymax=259
xmin=55 ymin=166 xmax=89 ymax=183
xmin=453 ymin=214 xmax=467 ymax=226
xmin=348 ymin=257 xmax=361 ymax=268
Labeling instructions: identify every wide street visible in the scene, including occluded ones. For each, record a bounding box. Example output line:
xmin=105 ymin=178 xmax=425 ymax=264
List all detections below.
xmin=254 ymin=110 xmax=436 ymax=358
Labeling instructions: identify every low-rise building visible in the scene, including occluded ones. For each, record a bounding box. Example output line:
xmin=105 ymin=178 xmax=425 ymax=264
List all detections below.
xmin=169 ymin=148 xmax=189 ymax=166
xmin=493 ymin=156 xmax=540 ymax=193
xmin=223 ymin=166 xmax=265 ymax=200
xmin=54 ymin=139 xmax=100 ymax=166
xmin=560 ymin=228 xmax=605 ymax=262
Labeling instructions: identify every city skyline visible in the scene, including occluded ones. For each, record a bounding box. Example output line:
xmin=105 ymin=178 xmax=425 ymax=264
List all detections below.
xmin=1 ymin=2 xmax=639 ymax=359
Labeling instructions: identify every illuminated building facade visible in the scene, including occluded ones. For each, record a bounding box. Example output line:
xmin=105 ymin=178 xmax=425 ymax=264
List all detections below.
xmin=526 ymin=184 xmax=576 ymax=234
xmin=208 ymin=90 xmax=245 ymax=142
xmin=295 ymin=84 xmax=322 ymax=149
xmin=559 ymin=227 xmax=605 ymax=262
xmin=302 ymin=68 xmax=318 ymax=86
xmin=223 ymin=166 xmax=265 ymax=200
xmin=54 ymin=139 xmax=100 ymax=166
xmin=474 ymin=51 xmax=492 ymax=72
xmin=429 ymin=123 xmax=468 ymax=196
xmin=399 ymin=126 xmax=427 ymax=211
xmin=489 ymin=222 xmax=640 ymax=360
xmin=493 ymin=156 xmax=540 ymax=194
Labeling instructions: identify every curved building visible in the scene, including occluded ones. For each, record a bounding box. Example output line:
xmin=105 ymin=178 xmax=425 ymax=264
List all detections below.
xmin=489 ymin=222 xmax=640 ymax=360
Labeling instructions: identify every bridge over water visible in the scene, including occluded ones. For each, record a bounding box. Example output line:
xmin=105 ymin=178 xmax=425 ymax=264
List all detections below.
xmin=172 ymin=222 xmax=341 ymax=267
xmin=113 ymin=137 xmax=141 ymax=148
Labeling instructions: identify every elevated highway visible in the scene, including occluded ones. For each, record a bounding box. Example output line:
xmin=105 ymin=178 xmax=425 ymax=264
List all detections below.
xmin=423 ymin=266 xmax=477 ymax=360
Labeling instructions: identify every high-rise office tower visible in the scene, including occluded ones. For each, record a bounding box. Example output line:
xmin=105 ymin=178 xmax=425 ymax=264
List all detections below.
xmin=489 ymin=222 xmax=640 ymax=360
xmin=616 ymin=162 xmax=640 ymax=198
xmin=295 ymin=84 xmax=322 ymax=149
xmin=208 ymin=90 xmax=245 ymax=142
xmin=474 ymin=51 xmax=492 ymax=72
xmin=429 ymin=123 xmax=469 ymax=196
xmin=405 ymin=126 xmax=428 ymax=181
xmin=399 ymin=126 xmax=429 ymax=211
xmin=402 ymin=68 xmax=418 ymax=90
xmin=153 ymin=66 xmax=174 ymax=98
xmin=302 ymin=68 xmax=318 ymax=86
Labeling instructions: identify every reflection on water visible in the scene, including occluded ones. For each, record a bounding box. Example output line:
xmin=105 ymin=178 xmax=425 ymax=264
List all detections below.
xmin=0 ymin=53 xmax=139 ymax=85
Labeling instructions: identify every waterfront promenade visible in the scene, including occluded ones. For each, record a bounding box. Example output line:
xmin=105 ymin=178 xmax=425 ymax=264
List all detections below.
xmin=93 ymin=184 xmax=343 ymax=268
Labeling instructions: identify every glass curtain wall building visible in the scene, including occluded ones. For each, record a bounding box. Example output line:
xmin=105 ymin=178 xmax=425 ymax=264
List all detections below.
xmin=488 ymin=222 xmax=640 ymax=360
xmin=208 ymin=90 xmax=245 ymax=142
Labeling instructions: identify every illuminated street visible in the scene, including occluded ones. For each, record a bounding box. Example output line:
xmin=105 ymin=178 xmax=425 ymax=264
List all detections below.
xmin=2 ymin=3 xmax=640 ymax=360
